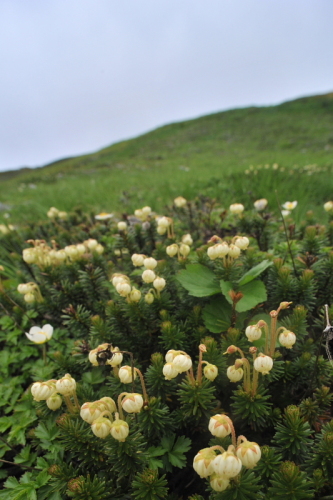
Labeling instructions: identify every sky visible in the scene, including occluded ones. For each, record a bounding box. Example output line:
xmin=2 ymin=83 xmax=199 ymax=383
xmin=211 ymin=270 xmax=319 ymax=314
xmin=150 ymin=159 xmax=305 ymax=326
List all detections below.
xmin=1 ymin=0 xmax=333 ymax=172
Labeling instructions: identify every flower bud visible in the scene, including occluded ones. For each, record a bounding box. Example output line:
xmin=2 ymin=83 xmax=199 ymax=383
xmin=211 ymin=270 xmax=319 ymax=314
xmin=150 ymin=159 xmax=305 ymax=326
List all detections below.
xmin=153 ymin=277 xmax=166 ymax=292
xmin=182 ymin=234 xmax=193 ymax=246
xmin=76 ymin=244 xmax=86 ymax=255
xmin=117 ymin=221 xmax=127 ymax=231
xmin=106 ymin=347 xmax=123 ymax=367
xmin=142 ymin=270 xmax=156 ymax=283
xmin=99 ymin=397 xmax=117 ymax=413
xmin=203 ymin=364 xmax=218 ymax=381
xmin=85 ymin=239 xmax=99 ymax=251
xmin=46 ymin=393 xmax=62 ymax=411
xmin=228 ymin=244 xmax=241 ymax=259
xmin=157 ymin=216 xmax=170 ymax=229
xmin=225 ymin=345 xmax=238 ymax=354
xmin=172 ymin=353 xmax=192 ymax=373
xmin=129 ymin=287 xmax=141 ymax=303
xmin=324 ymin=201 xmax=333 ymax=212
xmin=80 ymin=401 xmax=105 ymax=424
xmin=131 ymin=254 xmax=145 ymax=267
xmin=279 ymin=301 xmax=292 ymax=310
xmin=234 ymin=236 xmax=250 ymax=250
xmin=162 ymin=362 xmax=180 ymax=380
xmin=55 ymin=250 xmax=67 ymax=262
xmin=143 ymin=257 xmax=157 ymax=270
xmin=210 ymin=474 xmax=230 ymax=492
xmin=157 ymin=225 xmax=167 ymax=235
xmin=95 ymin=243 xmax=104 ymax=255
xmin=236 ymin=440 xmax=261 ymax=468
xmin=56 ymin=374 xmax=76 ymax=396
xmin=226 ymin=365 xmax=244 ymax=382
xmin=31 ymin=380 xmax=57 ymax=401
xmin=253 ymin=354 xmax=273 ymax=375
xmin=116 ymin=282 xmax=131 ymax=297
xmin=145 ymin=292 xmax=154 ymax=304
xmin=209 ymin=414 xmax=233 ymax=438
xmin=111 ymin=273 xmax=129 ymax=287
xmin=193 ymin=448 xmax=216 ymax=478
xmin=118 ymin=366 xmax=137 ymax=384
xmin=110 ymin=419 xmax=129 ymax=441
xmin=23 ymin=248 xmax=37 ymax=264
xmin=24 ymin=292 xmax=35 ymax=303
xmin=254 ymin=198 xmax=268 ymax=211
xmin=17 ymin=283 xmax=31 ymax=294
xmin=91 ymin=417 xmax=112 ymax=438
xmin=166 ymin=244 xmax=178 ymax=257
xmin=229 ymin=203 xmax=244 ymax=214
xmin=174 ymin=196 xmax=187 ymax=208
xmin=213 ymin=449 xmax=242 ymax=478
xmin=279 ymin=330 xmax=296 ymax=349
xmin=121 ymin=393 xmax=144 ymax=413
xmin=142 ymin=206 xmax=152 ymax=217
xmin=245 ymin=325 xmax=262 ymax=342
xmin=179 ymin=244 xmax=190 ymax=257
xmin=165 ymin=350 xmax=180 ymax=363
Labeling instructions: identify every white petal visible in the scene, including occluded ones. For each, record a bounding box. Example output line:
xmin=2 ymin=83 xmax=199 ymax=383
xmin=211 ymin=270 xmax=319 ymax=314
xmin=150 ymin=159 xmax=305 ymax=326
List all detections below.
xmin=25 ymin=331 xmax=48 ymax=344
xmin=29 ymin=326 xmax=42 ymax=335
xmin=42 ymin=324 xmax=53 ymax=339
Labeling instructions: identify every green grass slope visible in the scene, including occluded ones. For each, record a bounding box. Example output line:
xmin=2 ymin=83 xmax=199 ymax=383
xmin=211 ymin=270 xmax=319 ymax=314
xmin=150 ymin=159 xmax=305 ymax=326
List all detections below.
xmin=1 ymin=92 xmax=333 ymax=222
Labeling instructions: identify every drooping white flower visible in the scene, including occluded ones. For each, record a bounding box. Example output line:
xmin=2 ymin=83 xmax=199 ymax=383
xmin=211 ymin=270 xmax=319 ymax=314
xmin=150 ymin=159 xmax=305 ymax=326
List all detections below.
xmin=279 ymin=330 xmax=296 ymax=349
xmin=80 ymin=401 xmax=106 ymax=424
xmin=229 ymin=203 xmax=244 ymax=214
xmin=25 ymin=324 xmax=54 ymax=344
xmin=236 ymin=440 xmax=261 ymax=468
xmin=174 ymin=196 xmax=187 ymax=208
xmin=56 ymin=374 xmax=76 ymax=396
xmin=254 ymin=198 xmax=268 ymax=211
xmin=226 ymin=365 xmax=244 ymax=382
xmin=143 ymin=257 xmax=157 ymax=270
xmin=228 ymin=244 xmax=241 ymax=259
xmin=121 ymin=393 xmax=144 ymax=413
xmin=210 ymin=474 xmax=230 ymax=492
xmin=118 ymin=366 xmax=137 ymax=384
xmin=131 ymin=254 xmax=146 ymax=267
xmin=213 ymin=449 xmax=242 ymax=478
xmin=91 ymin=417 xmax=112 ymax=438
xmin=166 ymin=244 xmax=179 ymax=257
xmin=110 ymin=419 xmax=129 ymax=441
xmin=324 ymin=201 xmax=333 ymax=212
xmin=142 ymin=269 xmax=156 ymax=283
xmin=31 ymin=380 xmax=57 ymax=401
xmin=117 ymin=221 xmax=127 ymax=231
xmin=181 ymin=234 xmax=193 ymax=246
xmin=172 ymin=353 xmax=192 ymax=373
xmin=245 ymin=325 xmax=262 ymax=342
xmin=193 ymin=448 xmax=216 ymax=478
xmin=162 ymin=362 xmax=180 ymax=380
xmin=208 ymin=414 xmax=233 ymax=438
xmin=234 ymin=236 xmax=250 ymax=250
xmin=153 ymin=277 xmax=166 ymax=292
xmin=46 ymin=393 xmax=63 ymax=411
xmin=203 ymin=364 xmax=218 ymax=381
xmin=253 ymin=354 xmax=273 ymax=375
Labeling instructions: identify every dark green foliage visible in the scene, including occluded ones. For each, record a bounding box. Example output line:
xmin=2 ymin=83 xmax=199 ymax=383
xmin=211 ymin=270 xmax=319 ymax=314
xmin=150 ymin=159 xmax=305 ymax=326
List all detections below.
xmin=231 ymin=386 xmax=272 ymax=430
xmin=177 ymin=378 xmax=217 ymax=424
xmin=267 ymin=461 xmax=314 ymax=499
xmin=272 ymin=406 xmax=312 ymax=462
xmin=210 ymin=469 xmax=264 ymax=500
xmin=131 ymin=469 xmax=168 ymax=500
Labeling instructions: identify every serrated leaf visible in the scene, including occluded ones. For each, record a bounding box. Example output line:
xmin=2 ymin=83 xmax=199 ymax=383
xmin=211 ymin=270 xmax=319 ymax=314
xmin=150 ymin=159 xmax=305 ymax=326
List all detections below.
xmin=220 ymin=280 xmax=233 ymax=304
xmin=4 ymin=476 xmax=19 ymax=489
xmin=177 ymin=264 xmax=221 ymax=297
xmin=35 ymin=471 xmax=50 ymax=488
xmin=203 ymin=296 xmax=232 ymax=333
xmin=236 ymin=280 xmax=267 ymax=312
xmin=238 ymin=260 xmax=272 ymax=286
xmin=172 ymin=435 xmax=191 ymax=454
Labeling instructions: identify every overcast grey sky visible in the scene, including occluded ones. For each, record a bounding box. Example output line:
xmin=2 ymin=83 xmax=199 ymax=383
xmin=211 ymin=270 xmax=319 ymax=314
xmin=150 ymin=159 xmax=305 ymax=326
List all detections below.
xmin=1 ymin=0 xmax=333 ymax=172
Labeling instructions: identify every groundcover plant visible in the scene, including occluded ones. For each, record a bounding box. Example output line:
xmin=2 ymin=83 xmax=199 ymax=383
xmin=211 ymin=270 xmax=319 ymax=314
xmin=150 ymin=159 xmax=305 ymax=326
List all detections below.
xmin=0 ymin=195 xmax=333 ymax=499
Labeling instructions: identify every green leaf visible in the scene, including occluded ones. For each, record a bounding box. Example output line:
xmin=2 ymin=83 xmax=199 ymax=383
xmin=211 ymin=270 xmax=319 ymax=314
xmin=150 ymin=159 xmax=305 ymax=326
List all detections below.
xmin=177 ymin=264 xmax=221 ymax=297
xmin=238 ymin=260 xmax=272 ymax=286
xmin=236 ymin=280 xmax=267 ymax=312
xmin=203 ymin=296 xmax=232 ymax=333
xmin=167 ymin=436 xmax=191 ymax=469
xmin=220 ymin=280 xmax=233 ymax=305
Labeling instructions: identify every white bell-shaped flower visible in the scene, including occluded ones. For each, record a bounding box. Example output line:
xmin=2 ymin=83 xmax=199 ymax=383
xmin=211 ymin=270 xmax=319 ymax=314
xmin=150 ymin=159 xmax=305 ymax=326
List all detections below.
xmin=208 ymin=414 xmax=233 ymax=438
xmin=121 ymin=393 xmax=144 ymax=413
xmin=245 ymin=325 xmax=262 ymax=342
xmin=227 ymin=365 xmax=244 ymax=383
xmin=162 ymin=362 xmax=180 ymax=380
xmin=213 ymin=448 xmax=242 ymax=478
xmin=118 ymin=366 xmax=137 ymax=384
xmin=193 ymin=448 xmax=216 ymax=478
xmin=279 ymin=330 xmax=296 ymax=349
xmin=172 ymin=353 xmax=192 ymax=373
xmin=91 ymin=417 xmax=112 ymax=439
xmin=56 ymin=374 xmax=76 ymax=396
xmin=210 ymin=473 xmax=230 ymax=492
xmin=236 ymin=440 xmax=261 ymax=469
xmin=110 ymin=419 xmax=129 ymax=442
xmin=253 ymin=354 xmax=273 ymax=375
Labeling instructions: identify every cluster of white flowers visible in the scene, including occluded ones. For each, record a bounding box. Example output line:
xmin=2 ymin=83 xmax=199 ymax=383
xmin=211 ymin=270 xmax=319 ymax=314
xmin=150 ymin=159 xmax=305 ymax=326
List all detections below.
xmin=134 ymin=206 xmax=152 ymax=222
xmin=281 ymin=200 xmax=297 ymax=218
xmin=18 ymin=283 xmax=44 ymax=305
xmin=162 ymin=350 xmax=193 ymax=380
xmin=89 ymin=343 xmax=123 ymax=367
xmin=80 ymin=397 xmax=130 ymax=441
xmin=156 ymin=216 xmax=172 ymax=236
xmin=31 ymin=373 xmax=77 ymax=411
xmin=193 ymin=414 xmax=261 ymax=491
xmin=207 ymin=235 xmax=249 ymax=262
xmin=22 ymin=238 xmax=104 ymax=268
xmin=166 ymin=234 xmax=193 ymax=259
xmin=47 ymin=207 xmax=68 ymax=220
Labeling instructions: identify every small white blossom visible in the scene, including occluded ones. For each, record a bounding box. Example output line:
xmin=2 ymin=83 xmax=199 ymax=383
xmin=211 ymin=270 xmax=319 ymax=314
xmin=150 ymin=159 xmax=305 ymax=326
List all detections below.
xmin=25 ymin=324 xmax=53 ymax=344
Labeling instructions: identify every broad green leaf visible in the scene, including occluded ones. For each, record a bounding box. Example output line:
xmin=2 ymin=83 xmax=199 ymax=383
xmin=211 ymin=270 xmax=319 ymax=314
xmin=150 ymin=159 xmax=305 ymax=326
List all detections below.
xmin=177 ymin=264 xmax=221 ymax=297
xmin=238 ymin=260 xmax=272 ymax=286
xmin=236 ymin=280 xmax=267 ymax=312
xmin=220 ymin=281 xmax=233 ymax=305
xmin=203 ymin=296 xmax=233 ymax=333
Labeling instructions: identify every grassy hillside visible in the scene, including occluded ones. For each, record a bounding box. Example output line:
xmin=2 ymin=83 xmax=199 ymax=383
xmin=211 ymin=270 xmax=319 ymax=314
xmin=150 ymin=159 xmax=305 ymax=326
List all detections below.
xmin=1 ymin=92 xmax=333 ymax=223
